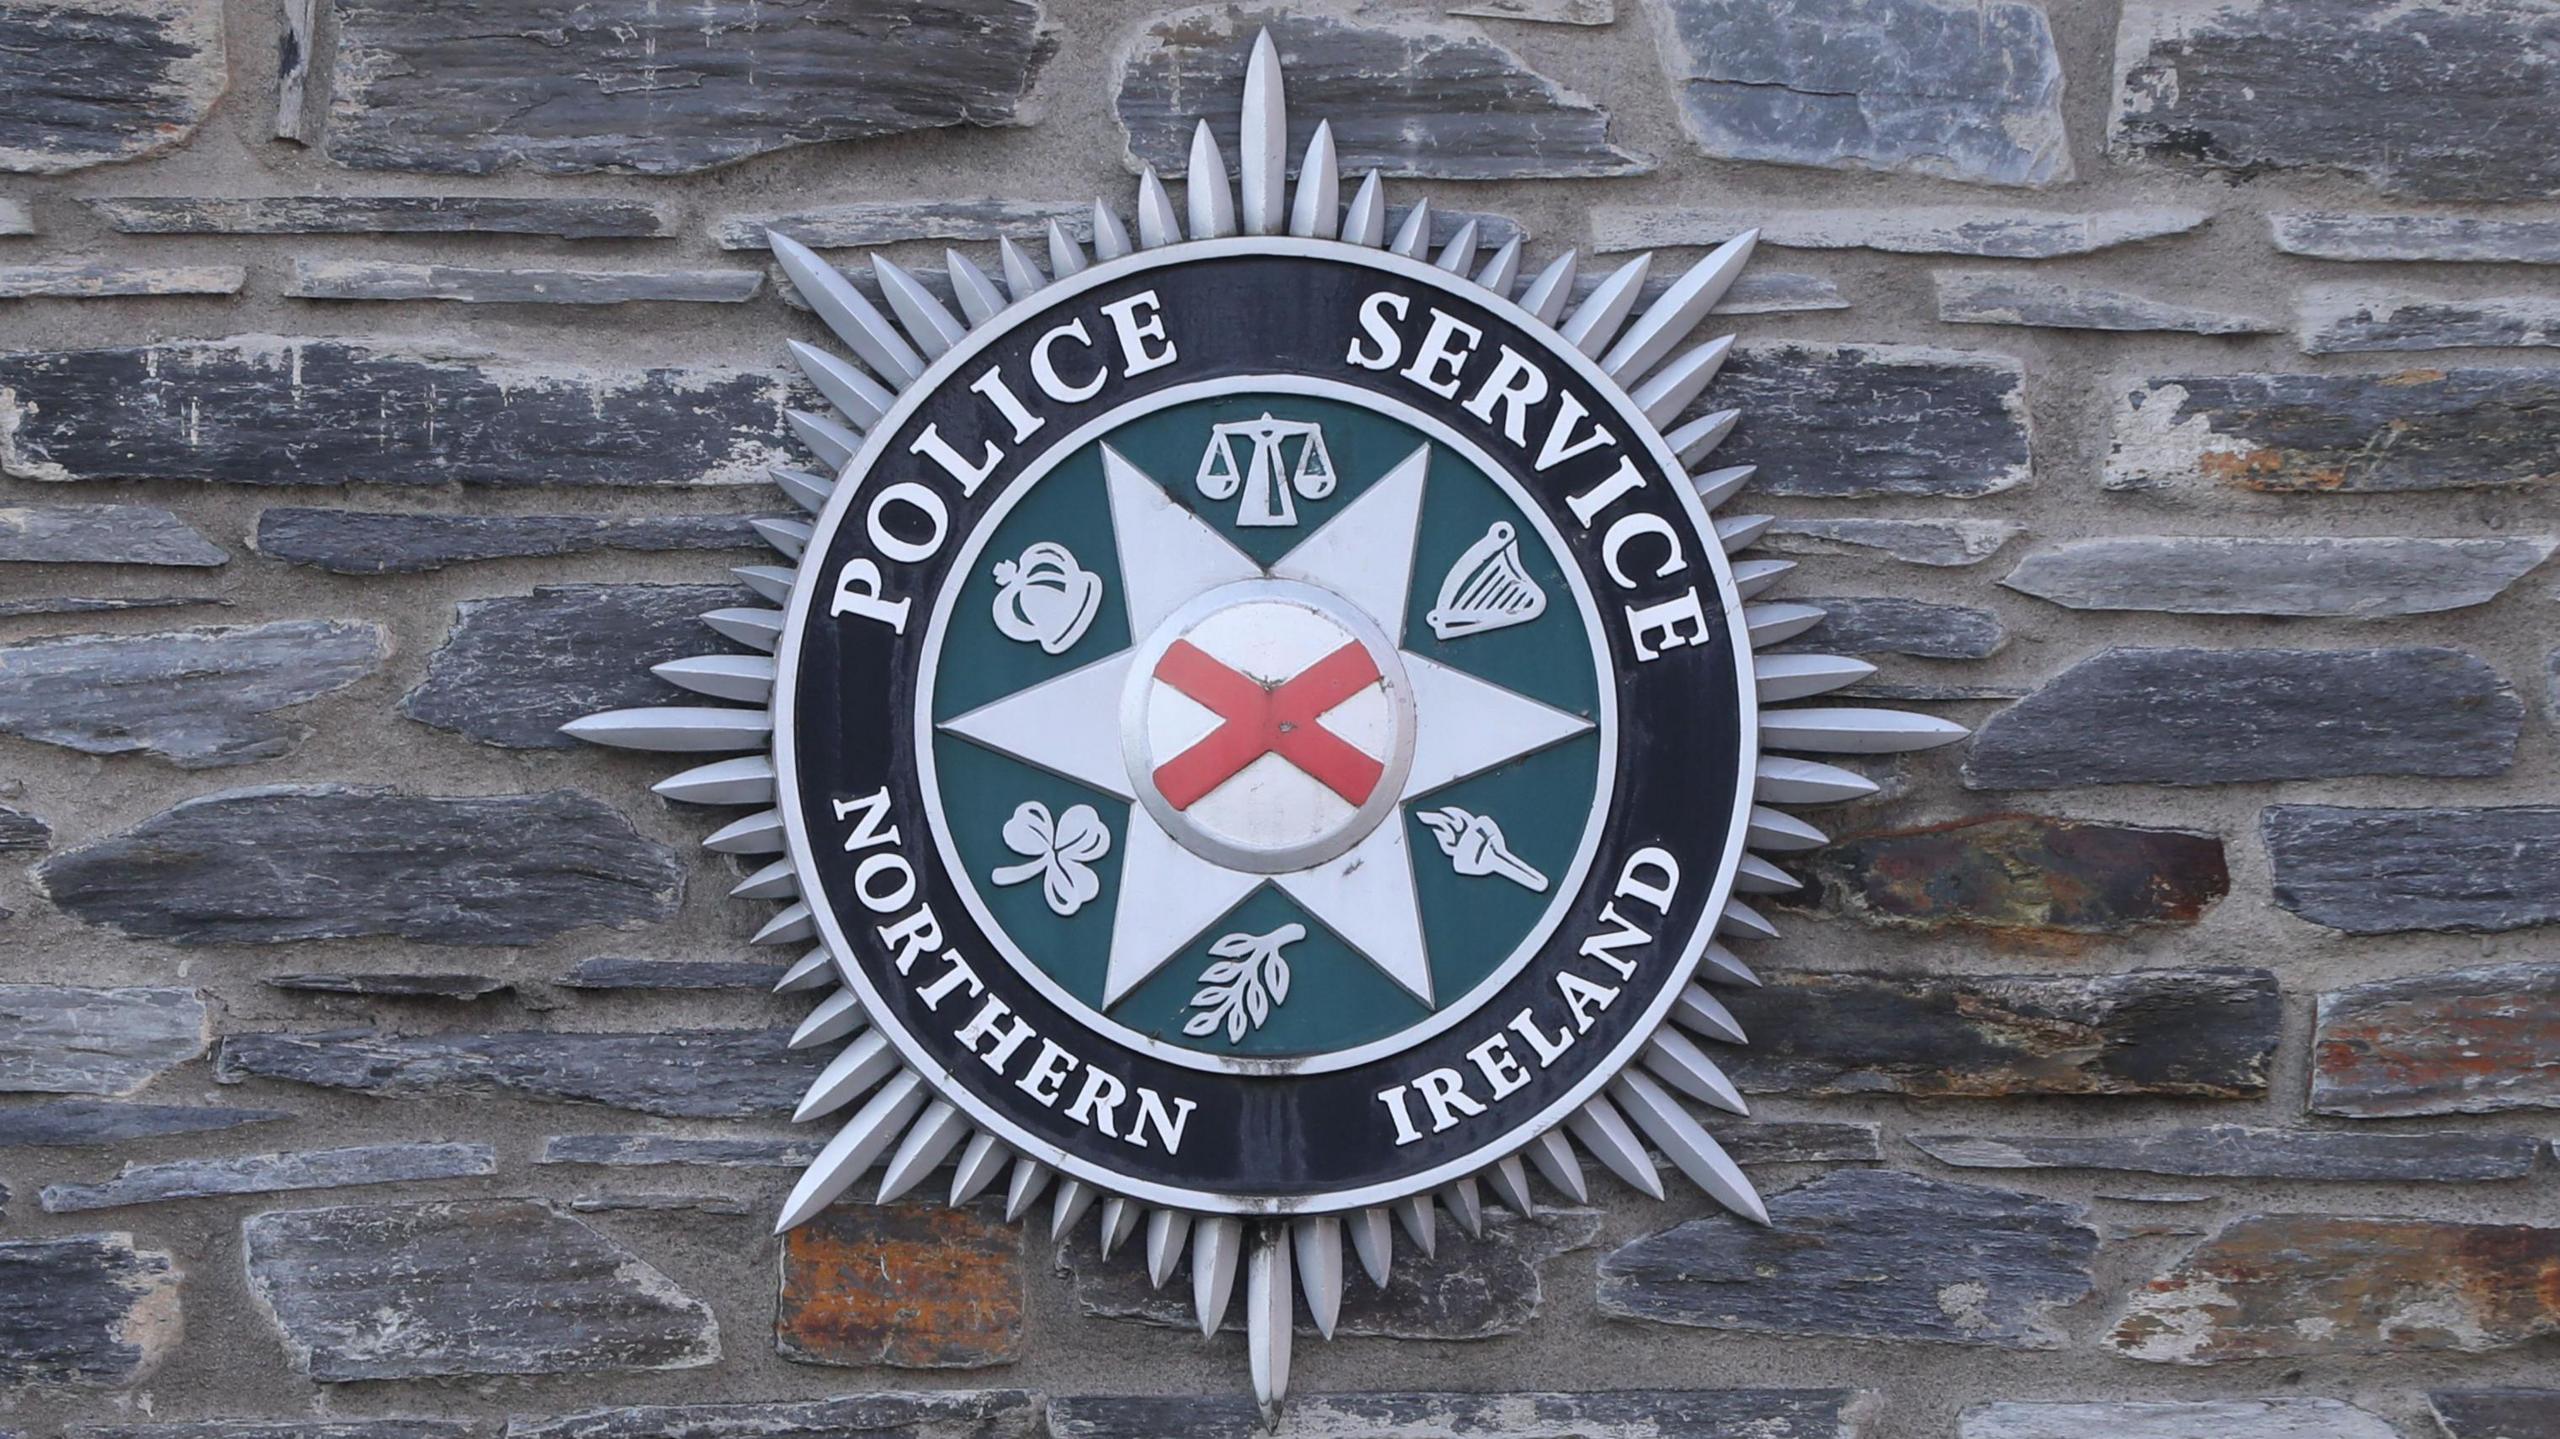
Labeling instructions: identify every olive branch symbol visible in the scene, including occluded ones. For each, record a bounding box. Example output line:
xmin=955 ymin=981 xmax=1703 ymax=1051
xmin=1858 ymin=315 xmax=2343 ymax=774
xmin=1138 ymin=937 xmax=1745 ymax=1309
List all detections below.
xmin=1183 ymin=923 xmax=1304 ymax=1044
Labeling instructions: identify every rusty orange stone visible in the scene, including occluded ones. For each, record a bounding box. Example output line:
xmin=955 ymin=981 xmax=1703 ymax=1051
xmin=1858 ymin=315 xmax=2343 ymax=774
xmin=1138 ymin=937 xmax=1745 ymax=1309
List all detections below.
xmin=777 ymin=1202 xmax=1023 ymax=1369
xmin=1800 ymin=813 xmax=2229 ymax=935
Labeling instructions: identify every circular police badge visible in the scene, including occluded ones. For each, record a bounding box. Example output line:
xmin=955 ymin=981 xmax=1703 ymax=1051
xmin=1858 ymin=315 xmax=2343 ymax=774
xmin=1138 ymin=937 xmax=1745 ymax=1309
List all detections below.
xmin=569 ymin=31 xmax=1964 ymax=1414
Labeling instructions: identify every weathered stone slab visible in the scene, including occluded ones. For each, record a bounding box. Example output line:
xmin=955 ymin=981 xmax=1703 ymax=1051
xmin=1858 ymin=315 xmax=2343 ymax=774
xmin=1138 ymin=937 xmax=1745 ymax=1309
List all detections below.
xmin=1963 ymin=1400 xmax=2399 ymax=1439
xmin=2109 ymin=368 xmax=2560 ymax=494
xmin=0 ymin=0 xmax=226 ymax=174
xmin=1763 ymin=518 xmax=2018 ymax=568
xmin=1720 ymin=1120 xmax=1882 ymax=1165
xmin=1936 ymin=274 xmax=2275 ymax=335
xmin=572 ymin=1193 xmax=752 ymax=1216
xmin=78 ymin=1424 xmax=481 ymax=1439
xmin=258 ymin=510 xmax=766 ymax=575
xmin=2266 ymin=807 xmax=2560 ymax=936
xmin=717 ymin=199 xmax=1092 ymax=252
xmin=0 ymin=338 xmax=797 ymax=488
xmin=1601 ymin=1170 xmax=2093 ymax=1346
xmin=0 ymin=1100 xmax=287 ymax=1148
xmin=2112 ymin=0 xmax=2560 ymax=200
xmin=0 ymin=263 xmax=242 ymax=297
xmin=540 ymin=1133 xmax=820 ymax=1168
xmin=40 ymin=786 xmax=683 ymax=944
xmin=779 ymin=1203 xmax=1022 ymax=1369
xmin=1708 ymin=342 xmax=2029 ymax=498
xmin=0 ymin=504 xmax=226 ymax=566
xmin=1049 ymin=1391 xmax=1863 ymax=1439
xmin=402 ymin=584 xmax=753 ymax=749
xmin=0 ymin=803 xmax=48 ymax=851
xmin=289 ymin=261 xmax=763 ymax=305
xmin=509 ymin=1395 xmax=1042 ymax=1439
xmin=560 ymin=957 xmax=791 ymax=991
xmin=1912 ymin=1124 xmax=2542 ymax=1182
xmin=265 ymin=972 xmax=511 ymax=999
xmin=0 ymin=986 xmax=208 ymax=1096
xmin=2429 ymin=1391 xmax=2560 ymax=1439
xmin=87 ymin=195 xmax=669 ymax=238
xmin=1801 ymin=815 xmax=2227 ymax=934
xmin=245 ymin=1200 xmax=719 ymax=1380
xmin=326 ymin=0 xmax=1049 ymax=176
xmin=2110 ymin=1213 xmax=2560 ymax=1363
xmin=1645 ymin=0 xmax=2068 ymax=187
xmin=2311 ymin=961 xmax=2560 ymax=1116
xmin=1964 ymin=648 xmax=2521 ymax=789
xmin=1776 ymin=596 xmax=2004 ymax=659
xmin=0 ymin=620 xmax=387 ymax=767
xmin=1450 ymin=0 xmax=1614 ymax=21
xmin=1121 ymin=6 xmax=1644 ymax=180
xmin=0 ymin=1235 xmax=180 ymax=1386
xmin=1594 ymin=205 xmax=2206 ymax=257
xmin=2274 ymin=214 xmax=2560 ymax=265
xmin=1067 ymin=1208 xmax=1599 ymax=1341
xmin=1724 ymin=968 xmax=2278 ymax=1098
xmin=2004 ymin=536 xmax=2555 ymax=618
xmin=41 ymin=1142 xmax=497 ymax=1213
xmin=221 ymin=1027 xmax=816 ymax=1117
xmin=0 ymin=595 xmax=223 ymax=617
xmin=2300 ymin=287 xmax=2560 ymax=354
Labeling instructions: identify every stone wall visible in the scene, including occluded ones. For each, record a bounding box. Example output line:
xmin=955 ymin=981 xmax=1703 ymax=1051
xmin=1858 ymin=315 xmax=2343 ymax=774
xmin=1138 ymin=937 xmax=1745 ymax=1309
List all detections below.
xmin=2 ymin=2 xmax=2555 ymax=1437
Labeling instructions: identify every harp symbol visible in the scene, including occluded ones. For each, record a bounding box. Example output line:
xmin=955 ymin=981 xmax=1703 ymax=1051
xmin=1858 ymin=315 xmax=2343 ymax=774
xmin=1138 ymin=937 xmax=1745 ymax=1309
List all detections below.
xmin=1195 ymin=414 xmax=1337 ymax=527
xmin=1427 ymin=522 xmax=1548 ymax=641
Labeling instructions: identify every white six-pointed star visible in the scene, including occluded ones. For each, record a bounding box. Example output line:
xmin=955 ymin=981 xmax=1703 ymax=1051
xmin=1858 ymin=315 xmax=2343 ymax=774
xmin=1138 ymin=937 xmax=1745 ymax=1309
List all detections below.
xmin=941 ymin=439 xmax=1593 ymax=1016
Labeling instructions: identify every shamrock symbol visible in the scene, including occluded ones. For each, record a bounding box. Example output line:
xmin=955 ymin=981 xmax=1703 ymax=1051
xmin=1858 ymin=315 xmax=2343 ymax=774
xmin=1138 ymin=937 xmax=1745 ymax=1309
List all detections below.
xmin=1184 ymin=922 xmax=1304 ymax=1044
xmin=990 ymin=801 xmax=1112 ymax=917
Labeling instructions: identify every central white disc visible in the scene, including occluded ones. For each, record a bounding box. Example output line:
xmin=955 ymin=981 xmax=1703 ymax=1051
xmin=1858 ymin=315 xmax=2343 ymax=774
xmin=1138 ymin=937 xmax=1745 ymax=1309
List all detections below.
xmin=1121 ymin=578 xmax=1416 ymax=874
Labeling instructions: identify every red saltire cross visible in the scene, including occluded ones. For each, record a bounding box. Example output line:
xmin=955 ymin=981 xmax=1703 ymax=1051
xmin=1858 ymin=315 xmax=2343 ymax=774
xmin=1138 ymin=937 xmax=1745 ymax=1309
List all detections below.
xmin=1150 ymin=639 xmax=1386 ymax=810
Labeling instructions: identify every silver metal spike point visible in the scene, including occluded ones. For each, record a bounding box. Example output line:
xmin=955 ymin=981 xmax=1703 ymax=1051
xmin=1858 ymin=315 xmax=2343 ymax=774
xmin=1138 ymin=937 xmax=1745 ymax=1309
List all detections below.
xmin=1349 ymin=1206 xmax=1394 ymax=1287
xmin=1193 ymin=1215 xmax=1243 ymax=1337
xmin=950 ymin=1130 xmax=1010 ymax=1205
xmin=773 ymin=465 xmax=835 ymax=516
xmin=1136 ymin=167 xmax=1183 ymax=249
xmin=1146 ymin=1207 xmax=1193 ymax=1288
xmin=998 ymin=236 xmax=1048 ymax=302
xmin=730 ymin=858 xmax=798 ymax=901
xmin=1435 ymin=217 xmax=1479 ymax=275
xmin=1049 ymin=218 xmax=1090 ymax=277
xmin=1701 ymin=942 xmax=1762 ymax=987
xmin=1633 ymin=335 xmax=1735 ymax=428
xmin=945 ymin=248 xmax=1008 ymax=327
xmin=1391 ymin=1193 xmax=1437 ymax=1256
xmin=1761 ymin=707 xmax=1971 ymax=754
xmin=561 ymin=706 xmax=772 ymax=753
xmin=1098 ymin=1196 xmax=1140 ymax=1257
xmin=1439 ymin=1174 xmax=1485 ymax=1238
xmin=1674 ymin=982 xmax=1750 ymax=1044
xmin=1603 ymin=230 xmax=1757 ymax=381
xmin=784 ymin=408 xmax=859 ymax=474
xmin=1341 ymin=171 xmax=1387 ymax=247
xmin=1186 ymin=121 xmax=1236 ymax=240
xmin=1091 ymin=200 xmax=1132 ymax=261
xmin=774 ymin=948 xmax=834 ymax=994
xmin=1561 ymin=253 xmax=1651 ymax=357
xmin=658 ymin=655 xmax=776 ymax=706
xmin=1289 ymin=121 xmax=1339 ymax=240
xmin=1643 ymin=1027 xmax=1749 ymax=1115
xmin=701 ymin=607 xmax=785 ymax=652
xmin=1517 ymin=249 xmax=1578 ymax=325
xmin=1730 ymin=558 xmax=1795 ymax=601
xmin=1292 ymin=1215 xmax=1343 ymax=1339
xmin=1756 ymin=754 xmax=1881 ymax=805
xmin=1744 ymin=602 xmax=1825 ymax=649
xmin=1670 ymin=408 xmax=1741 ymax=468
xmin=873 ymin=254 xmax=967 ymax=359
xmin=1567 ymin=1092 xmax=1665 ymax=1199
xmin=1003 ymin=1156 xmax=1052 ymax=1222
xmin=877 ymin=1099 xmax=969 ymax=1202
xmin=1525 ymin=1127 xmax=1589 ymax=1204
xmin=1747 ymin=805 xmax=1829 ymax=851
xmin=1388 ymin=199 xmax=1432 ymax=258
xmin=1719 ymin=899 xmax=1781 ymax=943
xmin=793 ymin=1029 xmax=896 ymax=1122
xmin=734 ymin=564 xmax=797 ymax=605
xmin=1733 ymin=853 xmax=1802 ymax=895
xmin=1050 ymin=1177 xmax=1095 ymax=1241
xmin=653 ymin=753 xmax=776 ymax=806
xmin=1474 ymin=234 xmax=1523 ymax=297
xmin=775 ymin=1069 xmax=927 ymax=1230
xmin=787 ymin=340 xmax=892 ymax=430
xmin=1717 ymin=514 xmax=1774 ymax=554
xmin=767 ymin=231 xmax=924 ymax=387
xmin=751 ymin=516 xmax=812 ymax=560
xmin=1613 ymin=1070 xmax=1769 ymax=1224
xmin=1485 ymin=1154 xmax=1535 ymax=1217
xmin=1239 ymin=30 xmax=1286 ymax=236
xmin=1692 ymin=464 xmax=1756 ymax=511
xmin=1248 ymin=1224 xmax=1293 ymax=1422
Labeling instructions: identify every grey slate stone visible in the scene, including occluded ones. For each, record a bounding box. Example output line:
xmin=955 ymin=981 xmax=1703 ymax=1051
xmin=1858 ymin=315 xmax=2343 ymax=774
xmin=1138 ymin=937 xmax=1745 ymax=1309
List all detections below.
xmin=0 ymin=337 xmax=799 ymax=488
xmin=1777 ymin=596 xmax=2006 ymax=660
xmin=1593 ymin=205 xmax=2207 ymax=257
xmin=0 ymin=503 xmax=226 ymax=566
xmin=0 ymin=620 xmax=388 ymax=767
xmin=2299 ymin=287 xmax=2560 ymax=354
xmin=2108 ymin=368 xmax=2560 ymax=494
xmin=289 ymin=261 xmax=764 ymax=305
xmin=1935 ymin=274 xmax=2277 ymax=335
xmin=1568 ymin=267 xmax=1845 ymax=316
xmin=1963 ymin=647 xmax=2522 ymax=789
xmin=2265 ymin=807 xmax=2560 ymax=936
xmin=0 ymin=986 xmax=208 ymax=1096
xmin=1449 ymin=0 xmax=1616 ymax=21
xmin=2310 ymin=961 xmax=2559 ymax=1116
xmin=257 ymin=510 xmax=768 ymax=575
xmin=86 ymin=195 xmax=670 ymax=238
xmin=0 ymin=1100 xmax=289 ymax=1148
xmin=2111 ymin=0 xmax=2560 ymax=200
xmin=569 ymin=1193 xmax=752 ymax=1216
xmin=1065 ymin=1208 xmax=1600 ymax=1340
xmin=1120 ymin=6 xmax=1645 ymax=181
xmin=40 ymin=1141 xmax=498 ymax=1213
xmin=1963 ymin=1400 xmax=2401 ymax=1439
xmin=0 ymin=595 xmax=223 ymax=617
xmin=716 ymin=199 xmax=1093 ymax=251
xmin=1724 ymin=968 xmax=2279 ymax=1099
xmin=2428 ymin=1390 xmax=2560 ymax=1439
xmin=402 ymin=584 xmax=755 ymax=749
xmin=1719 ymin=1120 xmax=1883 ymax=1165
xmin=40 ymin=786 xmax=684 ymax=945
xmin=1706 ymin=341 xmax=2029 ymax=498
xmin=244 ymin=1200 xmax=719 ymax=1380
xmin=77 ymin=1425 xmax=482 ymax=1439
xmin=325 ymin=0 xmax=1049 ymax=176
xmin=1599 ymin=1169 xmax=2095 ymax=1347
xmin=0 ymin=803 xmax=48 ymax=852
xmin=508 ymin=1395 xmax=1043 ymax=1439
xmin=1764 ymin=518 xmax=2019 ymax=568
xmin=2273 ymin=214 xmax=2560 ymax=265
xmin=0 ymin=263 xmax=242 ymax=297
xmin=1050 ymin=1391 xmax=1864 ymax=1439
xmin=220 ymin=1027 xmax=819 ymax=1118
xmin=265 ymin=972 xmax=512 ymax=999
xmin=538 ymin=1133 xmax=822 ymax=1168
xmin=559 ymin=957 xmax=792 ymax=991
xmin=2003 ymin=537 xmax=2555 ymax=618
xmin=0 ymin=0 xmax=226 ymax=174
xmin=1910 ymin=1125 xmax=2542 ymax=1183
xmin=0 ymin=1235 xmax=181 ymax=1386
xmin=1644 ymin=0 xmax=2069 ymax=188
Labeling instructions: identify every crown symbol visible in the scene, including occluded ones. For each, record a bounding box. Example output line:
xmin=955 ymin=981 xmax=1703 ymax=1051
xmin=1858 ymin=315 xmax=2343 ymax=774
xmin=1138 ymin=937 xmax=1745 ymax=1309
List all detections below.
xmin=1427 ymin=521 xmax=1548 ymax=641
xmin=990 ymin=540 xmax=1104 ymax=656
